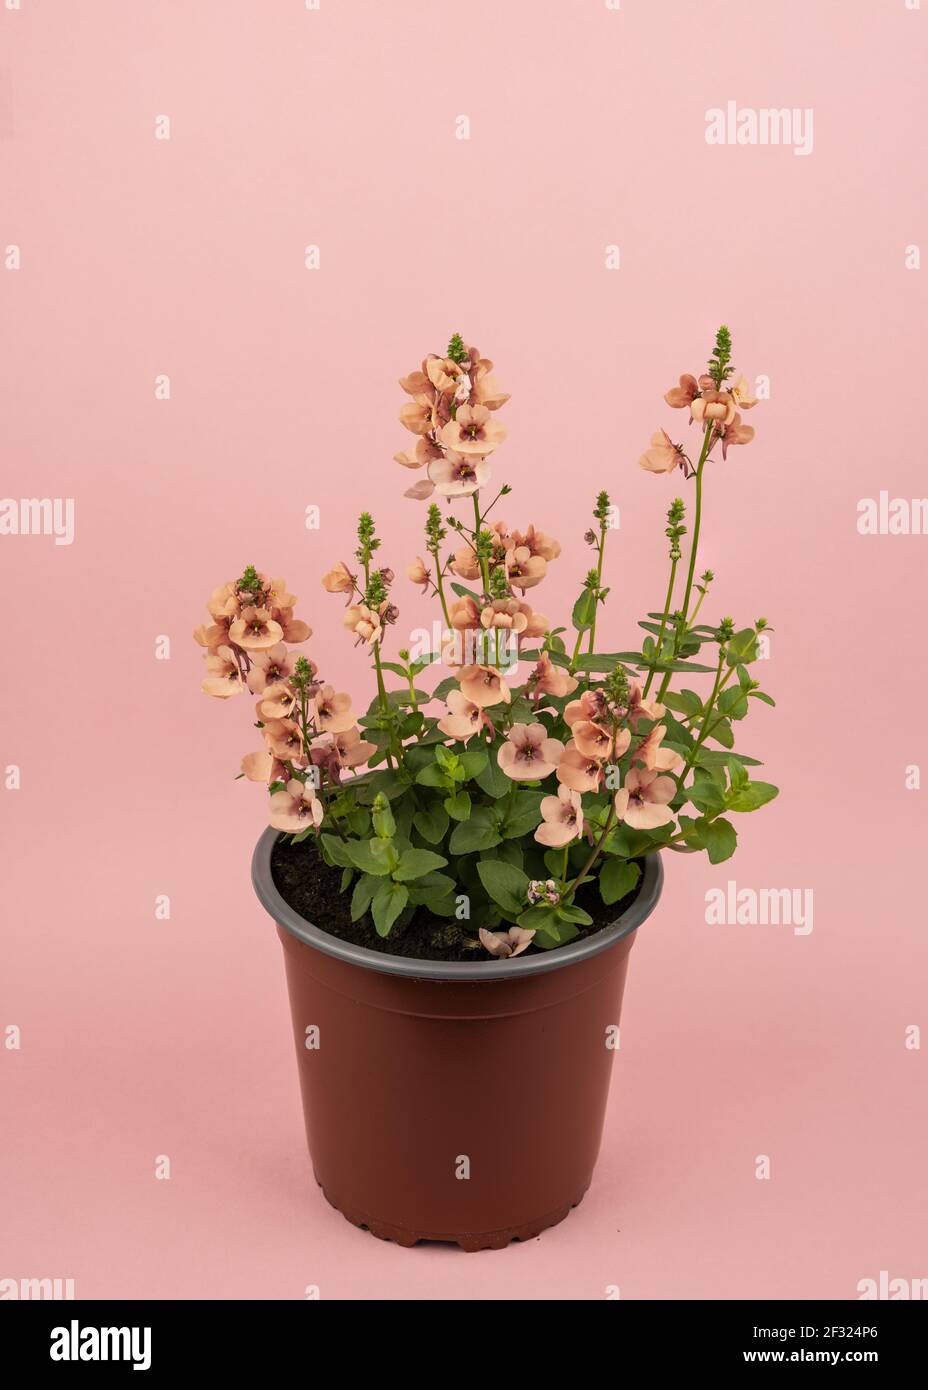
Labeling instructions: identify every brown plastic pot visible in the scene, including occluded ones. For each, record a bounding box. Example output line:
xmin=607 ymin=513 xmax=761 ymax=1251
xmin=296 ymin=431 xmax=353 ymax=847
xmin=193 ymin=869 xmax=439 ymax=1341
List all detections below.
xmin=252 ymin=827 xmax=663 ymax=1251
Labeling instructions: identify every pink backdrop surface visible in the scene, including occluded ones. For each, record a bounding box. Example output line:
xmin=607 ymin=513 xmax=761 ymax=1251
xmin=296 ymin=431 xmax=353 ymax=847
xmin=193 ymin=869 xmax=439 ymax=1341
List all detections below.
xmin=1 ymin=1 xmax=926 ymax=1300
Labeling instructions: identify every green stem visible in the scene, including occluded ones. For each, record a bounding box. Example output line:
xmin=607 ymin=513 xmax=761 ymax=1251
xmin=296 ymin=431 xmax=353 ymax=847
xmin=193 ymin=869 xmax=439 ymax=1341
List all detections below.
xmin=643 ymin=554 xmax=678 ymax=697
xmin=563 ymin=806 xmax=615 ymax=901
xmin=406 ymin=668 xmax=418 ymax=713
xmin=568 ymin=625 xmax=586 ymax=674
xmin=677 ymin=645 xmax=726 ymax=781
xmin=372 ymin=645 xmax=395 ymax=770
xmin=679 ymin=422 xmax=714 ymax=622
xmin=472 ymin=492 xmax=490 ymax=596
xmin=433 ymin=555 xmax=452 ymax=628
xmin=586 ymin=522 xmax=608 ymax=678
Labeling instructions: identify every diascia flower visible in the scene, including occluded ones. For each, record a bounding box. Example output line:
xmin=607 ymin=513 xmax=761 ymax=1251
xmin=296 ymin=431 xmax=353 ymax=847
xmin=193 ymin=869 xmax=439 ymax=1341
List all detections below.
xmin=269 ymin=779 xmax=324 ymax=834
xmin=613 ymin=768 xmax=676 ymax=830
xmin=534 ymin=786 xmax=584 ymax=847
xmin=498 ymin=723 xmax=564 ymax=780
xmin=201 ymin=646 xmax=243 ymax=698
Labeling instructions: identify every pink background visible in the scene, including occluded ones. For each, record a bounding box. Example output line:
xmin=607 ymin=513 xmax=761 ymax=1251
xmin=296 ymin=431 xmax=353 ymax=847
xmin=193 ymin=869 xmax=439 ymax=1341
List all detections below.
xmin=2 ymin=0 xmax=926 ymax=1300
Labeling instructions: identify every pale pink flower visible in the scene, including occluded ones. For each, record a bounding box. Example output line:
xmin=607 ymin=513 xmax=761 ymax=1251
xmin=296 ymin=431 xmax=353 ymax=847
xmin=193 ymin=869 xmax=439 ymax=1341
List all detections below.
xmin=458 ymin=664 xmax=511 ymax=708
xmin=639 ymin=429 xmax=686 ymax=475
xmin=613 ymin=767 xmax=676 ymax=830
xmin=438 ymin=689 xmax=485 ymax=743
xmin=531 ymin=652 xmax=579 ymax=699
xmin=505 ymin=545 xmax=547 ymax=591
xmin=269 ymin=778 xmax=324 ymax=834
xmin=440 ymin=403 xmax=506 ymax=456
xmin=264 ymin=718 xmax=305 ymax=762
xmin=321 ymin=562 xmax=355 ymax=594
xmin=731 ymin=375 xmax=758 ymax=410
xmin=564 ymin=689 xmax=608 ymax=727
xmin=332 ymin=726 xmax=377 ymax=768
xmin=534 ymin=786 xmax=584 ymax=848
xmin=626 ymin=680 xmax=665 ymax=728
xmin=407 ymin=556 xmax=431 ymax=592
xmin=201 ymin=645 xmax=243 ymax=698
xmin=634 ymin=723 xmax=683 ymax=773
xmin=343 ymin=603 xmax=382 ymax=645
xmin=427 ymin=452 xmax=491 ymax=497
xmin=690 ymin=390 xmax=736 ymax=426
xmin=498 ymin=722 xmax=564 ymax=780
xmin=246 ymin=643 xmax=299 ymax=694
xmin=314 ymin=685 xmax=355 ymax=735
xmin=478 ymin=926 xmax=535 ymax=959
xmin=557 ymin=741 xmax=603 ymax=793
xmin=572 ymin=719 xmax=617 ymax=761
xmin=255 ymin=681 xmax=296 ymax=721
xmin=229 ymin=605 xmax=284 ymax=651
xmin=664 ymin=373 xmax=699 ymax=409
xmin=719 ymin=412 xmax=755 ymax=458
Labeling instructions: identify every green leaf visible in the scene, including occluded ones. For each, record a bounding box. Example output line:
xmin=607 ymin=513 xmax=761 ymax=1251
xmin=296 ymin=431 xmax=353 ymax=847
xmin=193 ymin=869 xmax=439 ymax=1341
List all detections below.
xmin=320 ymin=834 xmax=353 ymax=868
xmin=501 ymin=790 xmax=546 ymax=839
xmin=394 ymin=848 xmax=449 ymax=882
xmin=727 ymin=757 xmax=749 ymax=792
xmin=663 ymin=689 xmax=702 ymax=718
xmin=457 ymin=749 xmax=488 ymax=780
xmin=444 ymin=789 xmax=472 ymax=821
xmin=727 ymin=780 xmax=779 ymax=812
xmin=339 ymin=867 xmax=354 ymax=892
xmin=688 ymin=769 xmax=727 ymax=814
xmin=477 ymin=861 xmax=530 ymax=915
xmin=449 ymin=808 xmax=502 ymax=853
xmin=416 ymin=763 xmax=450 ymax=788
xmin=434 ymin=743 xmax=456 ymax=771
xmin=598 ymin=857 xmax=641 ymax=907
xmin=344 ymin=839 xmax=393 ymax=876
xmin=557 ymin=905 xmax=592 ymax=926
xmin=350 ymin=873 xmax=380 ymax=921
xmin=379 ymin=661 xmax=409 ymax=678
xmin=450 ymin=582 xmax=480 ymax=601
xmin=725 ymin=628 xmax=759 ymax=667
xmin=571 ymin=589 xmax=597 ymax=633
xmin=703 ymin=817 xmax=738 ymax=864
xmin=371 ymin=881 xmax=408 ymax=937
xmin=475 ymin=756 xmax=510 ymax=798
xmin=413 ymin=802 xmax=449 ymax=845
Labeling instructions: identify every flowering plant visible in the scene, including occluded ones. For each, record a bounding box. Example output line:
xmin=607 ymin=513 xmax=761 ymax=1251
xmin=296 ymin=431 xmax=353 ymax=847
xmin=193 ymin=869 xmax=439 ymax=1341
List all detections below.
xmin=196 ymin=327 xmax=777 ymax=958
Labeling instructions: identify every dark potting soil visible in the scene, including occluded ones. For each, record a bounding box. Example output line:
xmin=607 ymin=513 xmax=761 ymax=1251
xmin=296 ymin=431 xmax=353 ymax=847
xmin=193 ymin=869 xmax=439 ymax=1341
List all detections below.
xmin=270 ymin=835 xmax=644 ymax=963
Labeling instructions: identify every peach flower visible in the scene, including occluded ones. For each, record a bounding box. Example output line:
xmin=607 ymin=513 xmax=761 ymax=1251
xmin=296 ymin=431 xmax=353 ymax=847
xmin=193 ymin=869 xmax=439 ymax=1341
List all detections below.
xmin=690 ymin=390 xmax=736 ymax=426
xmin=449 ymin=544 xmax=482 ymax=581
xmin=480 ymin=598 xmax=529 ymax=633
xmin=201 ymin=645 xmax=243 ymax=698
xmin=626 ymin=680 xmax=665 ymax=729
xmin=255 ymin=682 xmax=296 ymax=721
xmin=427 ymin=453 xmax=491 ymax=497
xmin=634 ymin=724 xmax=683 ymax=773
xmin=639 ymin=430 xmax=686 ymax=475
xmin=246 ymin=643 xmax=299 ymax=694
xmin=614 ymin=768 xmax=676 ymax=830
xmin=478 ymin=926 xmax=534 ymax=959
xmin=505 ymin=546 xmax=546 ymax=591
xmin=534 ymin=786 xmax=584 ymax=848
xmin=343 ymin=603 xmax=382 ymax=645
xmin=572 ymin=720 xmax=617 ymax=761
xmin=664 ymin=374 xmax=699 ymax=409
xmin=508 ymin=525 xmax=561 ymax=562
xmin=399 ymin=395 xmax=437 ymax=436
xmin=498 ymin=723 xmax=564 ymax=781
xmin=731 ymin=375 xmax=758 ymax=410
xmin=229 ymin=605 xmax=284 ymax=651
xmin=439 ymin=404 xmax=506 ymax=457
xmin=264 ymin=718 xmax=305 ymax=762
xmin=276 ymin=610 xmax=312 ymax=644
xmin=321 ymin=562 xmax=355 ymax=595
xmin=314 ymin=685 xmax=355 ymax=735
xmin=531 ymin=652 xmax=579 ymax=699
xmin=438 ymin=689 xmax=486 ymax=743
xmin=407 ymin=556 xmax=431 ymax=592
xmin=719 ymin=413 xmax=755 ymax=458
xmin=458 ymin=664 xmax=511 ymax=708
xmin=564 ymin=688 xmax=608 ymax=726
xmin=269 ymin=778 xmax=324 ymax=834
xmin=557 ymin=741 xmax=603 ymax=793
xmin=450 ymin=595 xmax=482 ymax=632
xmin=331 ymin=726 xmax=377 ymax=768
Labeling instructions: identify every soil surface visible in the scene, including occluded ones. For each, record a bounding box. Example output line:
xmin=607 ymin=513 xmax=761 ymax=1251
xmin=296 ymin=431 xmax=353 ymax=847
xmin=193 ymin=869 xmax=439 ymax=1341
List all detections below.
xmin=270 ymin=835 xmax=644 ymax=963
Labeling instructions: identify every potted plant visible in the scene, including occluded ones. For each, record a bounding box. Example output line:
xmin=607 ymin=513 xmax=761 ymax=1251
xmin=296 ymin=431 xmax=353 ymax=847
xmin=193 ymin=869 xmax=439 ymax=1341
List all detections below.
xmin=195 ymin=326 xmax=777 ymax=1250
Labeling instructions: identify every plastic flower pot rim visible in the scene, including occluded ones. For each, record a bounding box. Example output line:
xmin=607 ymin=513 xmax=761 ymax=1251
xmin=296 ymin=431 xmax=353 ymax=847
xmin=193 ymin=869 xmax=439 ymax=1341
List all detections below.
xmin=252 ymin=824 xmax=664 ymax=983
